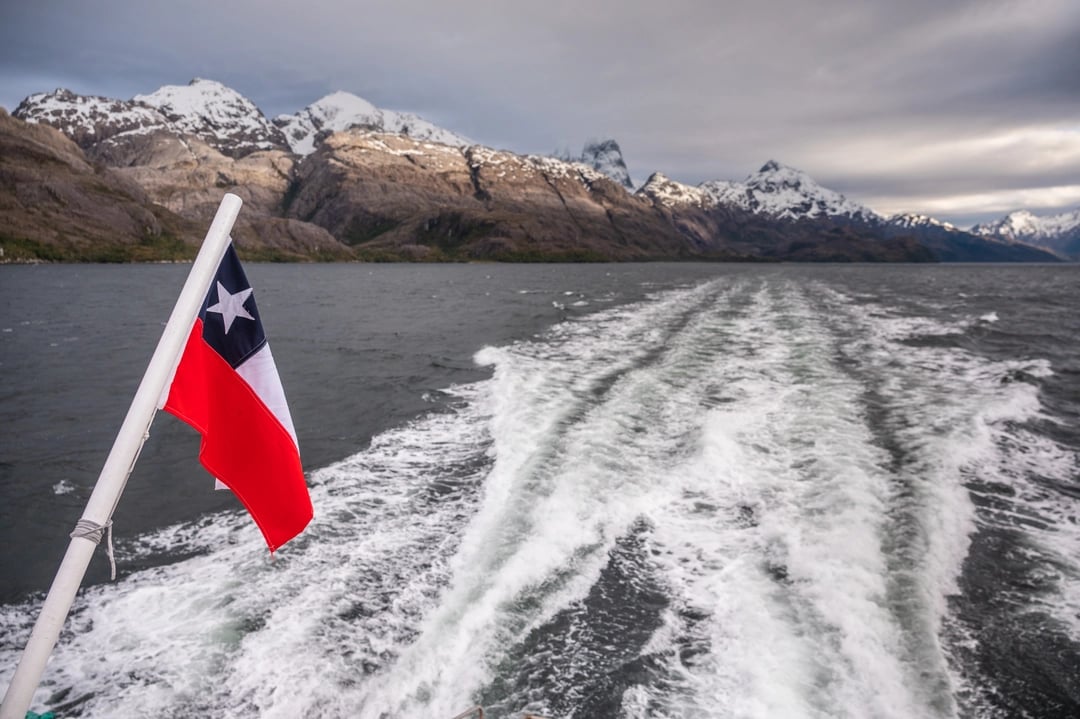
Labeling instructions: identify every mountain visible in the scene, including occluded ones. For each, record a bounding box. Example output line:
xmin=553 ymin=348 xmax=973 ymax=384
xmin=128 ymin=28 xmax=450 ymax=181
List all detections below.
xmin=637 ymin=171 xmax=934 ymax=262
xmin=14 ymin=79 xmax=287 ymax=159
xmin=880 ymin=213 xmax=1055 ymax=262
xmin=12 ymin=88 xmax=173 ymax=153
xmin=637 ymin=172 xmax=712 ymax=208
xmin=133 ymin=79 xmax=288 ymax=156
xmin=0 ymin=105 xmax=354 ymax=261
xmin=643 ymin=163 xmax=1058 ymax=262
xmin=579 ymin=139 xmax=634 ymax=190
xmin=0 ymin=108 xmax=201 ymax=261
xmin=273 ymin=91 xmax=472 ymax=156
xmin=3 ymin=79 xmax=1064 ymax=263
xmin=14 ymin=80 xmax=470 ymax=162
xmin=700 ymin=160 xmax=881 ymax=223
xmin=286 ymin=132 xmax=739 ymax=261
xmin=972 ymin=209 xmax=1080 ymax=259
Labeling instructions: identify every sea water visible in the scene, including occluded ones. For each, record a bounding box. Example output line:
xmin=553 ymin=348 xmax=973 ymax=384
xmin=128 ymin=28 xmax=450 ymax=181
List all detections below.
xmin=1 ymin=263 xmax=1077 ymax=717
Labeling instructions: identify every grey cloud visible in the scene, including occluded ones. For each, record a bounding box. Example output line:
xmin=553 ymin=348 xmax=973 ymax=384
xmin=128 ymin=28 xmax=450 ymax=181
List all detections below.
xmin=1 ymin=0 xmax=1077 ymax=225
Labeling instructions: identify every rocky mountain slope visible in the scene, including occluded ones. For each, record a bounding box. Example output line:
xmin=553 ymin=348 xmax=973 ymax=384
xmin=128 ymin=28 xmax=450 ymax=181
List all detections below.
xmin=0 ymin=108 xmax=201 ymax=261
xmin=0 ymin=106 xmax=350 ymax=261
xmin=285 ymin=132 xmax=740 ymax=260
xmin=972 ymin=209 xmax=1080 ymax=259
xmin=102 ymin=130 xmax=351 ymax=259
xmin=4 ymin=79 xmax=1063 ymax=263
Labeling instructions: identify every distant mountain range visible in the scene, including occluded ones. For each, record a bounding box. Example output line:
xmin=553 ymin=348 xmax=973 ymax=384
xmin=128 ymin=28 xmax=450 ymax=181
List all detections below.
xmin=2 ymin=78 xmax=1069 ymax=262
xmin=972 ymin=210 xmax=1080 ymax=260
xmin=637 ymin=162 xmax=1064 ymax=261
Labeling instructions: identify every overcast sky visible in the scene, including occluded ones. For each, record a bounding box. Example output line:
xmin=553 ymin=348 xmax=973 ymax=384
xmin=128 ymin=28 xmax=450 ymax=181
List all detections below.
xmin=2 ymin=0 xmax=1078 ymax=227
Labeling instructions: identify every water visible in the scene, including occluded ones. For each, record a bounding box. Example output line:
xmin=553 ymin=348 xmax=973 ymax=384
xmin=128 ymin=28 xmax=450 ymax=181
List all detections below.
xmin=1 ymin=263 xmax=1078 ymax=718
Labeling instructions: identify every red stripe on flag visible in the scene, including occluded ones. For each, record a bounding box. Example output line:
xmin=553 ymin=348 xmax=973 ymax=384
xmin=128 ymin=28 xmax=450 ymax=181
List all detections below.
xmin=164 ymin=319 xmax=312 ymax=551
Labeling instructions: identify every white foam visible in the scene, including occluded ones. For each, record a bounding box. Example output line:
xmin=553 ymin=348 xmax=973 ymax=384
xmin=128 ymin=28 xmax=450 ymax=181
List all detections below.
xmin=3 ymin=275 xmax=1076 ymax=718
xmin=820 ymin=284 xmax=1080 ymax=703
xmin=1 ymin=385 xmax=494 ymax=717
xmin=51 ymin=480 xmax=76 ymax=495
xmin=625 ymin=282 xmax=950 ymax=717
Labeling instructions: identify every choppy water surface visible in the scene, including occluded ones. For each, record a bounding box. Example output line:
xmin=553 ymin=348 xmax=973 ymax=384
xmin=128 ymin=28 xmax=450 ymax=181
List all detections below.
xmin=1 ymin=263 xmax=1078 ymax=718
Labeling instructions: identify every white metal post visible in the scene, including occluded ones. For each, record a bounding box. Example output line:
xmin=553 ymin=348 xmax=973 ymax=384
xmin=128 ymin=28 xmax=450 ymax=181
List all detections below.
xmin=0 ymin=194 xmax=243 ymax=719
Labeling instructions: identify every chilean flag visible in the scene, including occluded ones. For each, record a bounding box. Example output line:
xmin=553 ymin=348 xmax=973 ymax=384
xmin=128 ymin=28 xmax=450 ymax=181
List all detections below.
xmin=161 ymin=243 xmax=312 ymax=551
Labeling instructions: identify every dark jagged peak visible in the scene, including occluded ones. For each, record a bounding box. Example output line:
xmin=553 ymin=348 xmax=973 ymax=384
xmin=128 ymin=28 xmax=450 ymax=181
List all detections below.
xmin=580 ymin=138 xmax=633 ymax=190
xmin=551 ymin=138 xmax=634 ymax=191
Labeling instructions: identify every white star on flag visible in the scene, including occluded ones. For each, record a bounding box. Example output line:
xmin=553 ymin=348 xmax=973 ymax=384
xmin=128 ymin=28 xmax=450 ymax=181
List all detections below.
xmin=206 ymin=281 xmax=254 ymax=334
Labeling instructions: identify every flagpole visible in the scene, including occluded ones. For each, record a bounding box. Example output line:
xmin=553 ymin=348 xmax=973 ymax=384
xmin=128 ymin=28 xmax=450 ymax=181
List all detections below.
xmin=0 ymin=194 xmax=243 ymax=719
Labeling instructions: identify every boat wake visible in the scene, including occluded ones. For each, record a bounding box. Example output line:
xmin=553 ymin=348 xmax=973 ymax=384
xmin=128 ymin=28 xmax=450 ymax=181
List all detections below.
xmin=2 ymin=276 xmax=1077 ymax=718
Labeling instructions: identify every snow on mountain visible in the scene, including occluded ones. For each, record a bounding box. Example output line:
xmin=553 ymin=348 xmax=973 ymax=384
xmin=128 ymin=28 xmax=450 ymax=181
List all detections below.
xmin=700 ymin=160 xmax=882 ymax=222
xmin=15 ymin=81 xmax=471 ymax=160
xmin=639 ymin=160 xmax=882 ymax=224
xmin=274 ymin=91 xmax=472 ymax=155
xmin=636 ymin=172 xmax=712 ymax=208
xmin=524 ymin=153 xmax=614 ymax=188
xmin=579 ymin=139 xmax=633 ymax=190
xmin=15 ymin=80 xmax=285 ymax=158
xmin=13 ymin=88 xmax=171 ymax=145
xmin=134 ymin=78 xmax=286 ymax=155
xmin=971 ymin=208 xmax=1080 ymax=259
xmin=971 ymin=209 xmax=1080 ymax=242
xmin=887 ymin=213 xmax=957 ymax=231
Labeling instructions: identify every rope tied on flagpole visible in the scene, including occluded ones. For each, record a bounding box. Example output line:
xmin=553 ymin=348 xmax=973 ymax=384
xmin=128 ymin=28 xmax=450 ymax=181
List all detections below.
xmin=70 ymin=519 xmax=116 ymax=581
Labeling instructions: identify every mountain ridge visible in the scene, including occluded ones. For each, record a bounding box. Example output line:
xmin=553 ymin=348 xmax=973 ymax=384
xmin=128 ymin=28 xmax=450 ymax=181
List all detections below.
xmin=699 ymin=160 xmax=881 ymax=223
xmin=972 ymin=209 xmax=1080 ymax=259
xmin=274 ymin=90 xmax=473 ymax=156
xmin=641 ymin=164 xmax=1057 ymax=262
xmin=4 ymin=79 xmax=1064 ymax=263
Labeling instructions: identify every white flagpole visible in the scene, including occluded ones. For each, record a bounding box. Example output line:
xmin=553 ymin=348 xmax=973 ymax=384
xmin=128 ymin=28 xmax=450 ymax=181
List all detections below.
xmin=0 ymin=194 xmax=243 ymax=719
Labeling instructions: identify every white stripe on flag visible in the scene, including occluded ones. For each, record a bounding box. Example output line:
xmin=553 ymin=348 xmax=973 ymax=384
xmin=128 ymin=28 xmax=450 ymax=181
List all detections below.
xmin=236 ymin=343 xmax=298 ymax=447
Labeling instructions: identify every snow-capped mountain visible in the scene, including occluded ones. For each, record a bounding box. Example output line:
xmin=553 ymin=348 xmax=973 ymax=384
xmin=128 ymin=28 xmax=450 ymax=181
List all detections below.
xmin=15 ymin=79 xmax=286 ymax=158
xmin=13 ymin=88 xmax=171 ymax=147
xmin=637 ymin=172 xmax=712 ymax=208
xmin=579 ymin=139 xmax=633 ymax=190
xmin=7 ymin=78 xmax=1065 ymax=263
xmin=274 ymin=91 xmax=472 ymax=155
xmin=972 ymin=209 xmax=1080 ymax=242
xmin=15 ymin=80 xmax=471 ymax=160
xmin=971 ymin=209 xmax=1080 ymax=259
xmin=700 ymin=160 xmax=882 ymax=222
xmin=133 ymin=78 xmax=286 ymax=155
xmin=639 ymin=160 xmax=881 ymax=223
xmin=634 ymin=163 xmax=1059 ymax=262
